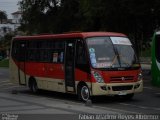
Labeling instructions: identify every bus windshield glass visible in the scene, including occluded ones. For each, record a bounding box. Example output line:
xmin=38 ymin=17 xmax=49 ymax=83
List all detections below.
xmin=86 ymin=37 xmax=138 ymax=69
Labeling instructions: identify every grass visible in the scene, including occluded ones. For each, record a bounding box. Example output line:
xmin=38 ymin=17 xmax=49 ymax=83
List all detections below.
xmin=0 ymin=59 xmax=9 ymax=68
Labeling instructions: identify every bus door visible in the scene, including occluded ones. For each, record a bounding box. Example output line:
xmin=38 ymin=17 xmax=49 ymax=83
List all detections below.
xmin=18 ymin=41 xmax=26 ymax=85
xmin=65 ymin=41 xmax=76 ymax=93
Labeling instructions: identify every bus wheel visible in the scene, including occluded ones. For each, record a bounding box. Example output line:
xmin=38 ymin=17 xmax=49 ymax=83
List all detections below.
xmin=29 ymin=79 xmax=38 ymax=93
xmin=78 ymin=85 xmax=90 ymax=102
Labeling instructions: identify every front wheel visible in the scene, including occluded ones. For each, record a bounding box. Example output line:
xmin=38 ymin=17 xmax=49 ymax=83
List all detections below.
xmin=78 ymin=85 xmax=90 ymax=102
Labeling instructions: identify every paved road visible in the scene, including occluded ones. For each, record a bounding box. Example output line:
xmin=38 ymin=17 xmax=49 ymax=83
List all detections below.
xmin=0 ymin=66 xmax=160 ymax=119
xmin=0 ymin=68 xmax=128 ymax=119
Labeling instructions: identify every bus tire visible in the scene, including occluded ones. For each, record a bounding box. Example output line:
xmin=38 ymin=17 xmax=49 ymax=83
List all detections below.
xmin=78 ymin=84 xmax=90 ymax=102
xmin=29 ymin=78 xmax=38 ymax=93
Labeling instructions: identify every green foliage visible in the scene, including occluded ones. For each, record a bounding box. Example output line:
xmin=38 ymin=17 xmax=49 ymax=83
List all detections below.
xmin=18 ymin=0 xmax=160 ymax=54
xmin=0 ymin=33 xmax=14 ymax=50
xmin=0 ymin=59 xmax=9 ymax=68
xmin=19 ymin=0 xmax=160 ymax=34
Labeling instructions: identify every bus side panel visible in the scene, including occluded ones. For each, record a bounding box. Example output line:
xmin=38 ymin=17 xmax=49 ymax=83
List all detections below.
xmin=151 ymin=33 xmax=156 ymax=85
xmin=35 ymin=77 xmax=65 ymax=93
xmin=151 ymin=33 xmax=160 ymax=87
xmin=10 ymin=59 xmax=26 ymax=85
xmin=18 ymin=61 xmax=26 ymax=85
xmin=9 ymin=59 xmax=19 ymax=84
xmin=75 ymin=69 xmax=89 ymax=82
xmin=46 ymin=63 xmax=65 ymax=79
xmin=25 ymin=62 xmax=65 ymax=79
xmin=45 ymin=63 xmax=65 ymax=92
xmin=75 ymin=68 xmax=92 ymax=94
xmin=25 ymin=62 xmax=45 ymax=77
xmin=25 ymin=62 xmax=66 ymax=92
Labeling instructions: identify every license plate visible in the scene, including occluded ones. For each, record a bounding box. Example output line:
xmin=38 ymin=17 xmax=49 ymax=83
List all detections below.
xmin=118 ymin=91 xmax=127 ymax=95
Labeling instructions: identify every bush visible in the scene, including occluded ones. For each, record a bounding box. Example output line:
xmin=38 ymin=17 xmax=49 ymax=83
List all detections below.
xmin=0 ymin=59 xmax=9 ymax=67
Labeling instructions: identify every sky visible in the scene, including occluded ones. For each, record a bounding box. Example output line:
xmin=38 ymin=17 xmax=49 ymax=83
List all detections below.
xmin=0 ymin=0 xmax=19 ymax=19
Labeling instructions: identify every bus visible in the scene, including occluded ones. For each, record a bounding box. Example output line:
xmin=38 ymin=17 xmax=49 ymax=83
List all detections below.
xmin=151 ymin=31 xmax=160 ymax=87
xmin=10 ymin=32 xmax=143 ymax=101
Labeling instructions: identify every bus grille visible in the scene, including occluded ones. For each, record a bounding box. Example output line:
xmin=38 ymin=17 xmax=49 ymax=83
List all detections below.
xmin=112 ymin=85 xmax=133 ymax=91
xmin=110 ymin=76 xmax=134 ymax=82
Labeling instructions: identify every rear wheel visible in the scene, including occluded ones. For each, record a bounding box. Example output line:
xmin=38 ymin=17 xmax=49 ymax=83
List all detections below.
xmin=78 ymin=84 xmax=90 ymax=102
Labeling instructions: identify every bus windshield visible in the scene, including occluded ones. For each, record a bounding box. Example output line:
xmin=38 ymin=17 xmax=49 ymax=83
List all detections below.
xmin=86 ymin=37 xmax=138 ymax=69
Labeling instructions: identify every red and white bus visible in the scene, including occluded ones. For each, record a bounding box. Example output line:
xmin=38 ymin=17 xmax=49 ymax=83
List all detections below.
xmin=10 ymin=32 xmax=143 ymax=101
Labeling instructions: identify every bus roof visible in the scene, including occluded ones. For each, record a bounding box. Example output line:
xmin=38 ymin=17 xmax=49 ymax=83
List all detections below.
xmin=13 ymin=32 xmax=126 ymax=40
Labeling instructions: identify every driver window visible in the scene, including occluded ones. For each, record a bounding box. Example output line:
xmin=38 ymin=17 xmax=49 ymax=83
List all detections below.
xmin=76 ymin=40 xmax=87 ymax=65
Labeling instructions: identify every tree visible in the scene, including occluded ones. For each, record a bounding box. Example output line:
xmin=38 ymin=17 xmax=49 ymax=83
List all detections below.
xmin=0 ymin=10 xmax=7 ymax=24
xmin=19 ymin=0 xmax=61 ymax=34
xmin=18 ymin=0 xmax=160 ymax=56
xmin=19 ymin=0 xmax=160 ymax=43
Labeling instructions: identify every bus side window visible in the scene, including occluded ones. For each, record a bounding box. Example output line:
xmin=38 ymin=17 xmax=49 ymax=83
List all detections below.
xmin=26 ymin=41 xmax=39 ymax=62
xmin=27 ymin=49 xmax=39 ymax=61
xmin=52 ymin=41 xmax=65 ymax=63
xmin=18 ymin=41 xmax=26 ymax=61
xmin=39 ymin=50 xmax=50 ymax=62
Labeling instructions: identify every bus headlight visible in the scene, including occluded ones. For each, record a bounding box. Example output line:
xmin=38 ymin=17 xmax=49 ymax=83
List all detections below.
xmin=92 ymin=71 xmax=104 ymax=83
xmin=138 ymin=73 xmax=143 ymax=81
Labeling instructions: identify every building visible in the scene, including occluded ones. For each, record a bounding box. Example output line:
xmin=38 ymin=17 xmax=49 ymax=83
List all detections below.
xmin=0 ymin=24 xmax=14 ymax=37
xmin=0 ymin=11 xmax=22 ymax=38
xmin=11 ymin=11 xmax=22 ymax=24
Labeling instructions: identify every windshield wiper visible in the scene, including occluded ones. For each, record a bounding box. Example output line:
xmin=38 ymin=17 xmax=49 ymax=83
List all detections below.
xmin=110 ymin=55 xmax=118 ymax=68
xmin=110 ymin=54 xmax=131 ymax=68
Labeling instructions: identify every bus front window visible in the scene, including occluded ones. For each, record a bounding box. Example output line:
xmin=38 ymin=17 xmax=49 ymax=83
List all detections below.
xmin=86 ymin=37 xmax=138 ymax=69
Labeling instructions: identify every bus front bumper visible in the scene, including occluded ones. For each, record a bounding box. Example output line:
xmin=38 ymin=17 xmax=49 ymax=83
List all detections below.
xmin=91 ymin=80 xmax=143 ymax=96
